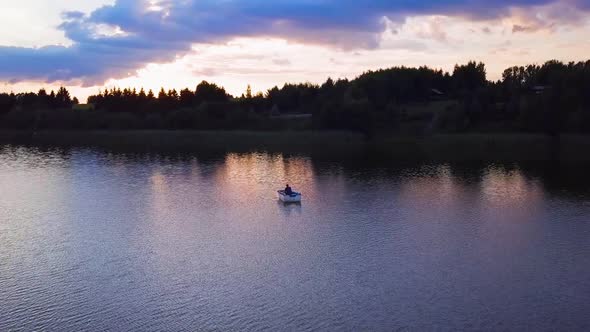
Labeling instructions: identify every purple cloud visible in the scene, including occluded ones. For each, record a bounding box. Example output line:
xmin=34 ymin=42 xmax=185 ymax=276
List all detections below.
xmin=0 ymin=0 xmax=587 ymax=84
xmin=513 ymin=24 xmax=537 ymax=33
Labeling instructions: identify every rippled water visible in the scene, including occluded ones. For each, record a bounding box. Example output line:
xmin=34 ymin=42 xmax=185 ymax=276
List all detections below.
xmin=0 ymin=145 xmax=589 ymax=331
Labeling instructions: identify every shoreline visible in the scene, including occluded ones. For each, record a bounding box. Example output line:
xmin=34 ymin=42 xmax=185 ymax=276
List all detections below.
xmin=0 ymin=130 xmax=588 ymax=162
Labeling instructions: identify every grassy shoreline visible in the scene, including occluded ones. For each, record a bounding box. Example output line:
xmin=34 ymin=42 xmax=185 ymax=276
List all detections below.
xmin=0 ymin=130 xmax=588 ymax=162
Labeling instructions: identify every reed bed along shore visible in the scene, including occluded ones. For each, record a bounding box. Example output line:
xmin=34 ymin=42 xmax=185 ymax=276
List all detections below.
xmin=0 ymin=130 xmax=588 ymax=162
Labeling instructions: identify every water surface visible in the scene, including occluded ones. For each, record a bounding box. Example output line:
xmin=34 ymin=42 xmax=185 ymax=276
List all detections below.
xmin=0 ymin=146 xmax=589 ymax=331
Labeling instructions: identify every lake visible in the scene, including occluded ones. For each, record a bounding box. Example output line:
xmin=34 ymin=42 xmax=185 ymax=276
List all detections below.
xmin=1 ymin=145 xmax=589 ymax=331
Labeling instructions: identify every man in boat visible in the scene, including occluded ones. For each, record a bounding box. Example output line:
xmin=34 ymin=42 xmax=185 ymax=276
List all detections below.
xmin=285 ymin=184 xmax=293 ymax=195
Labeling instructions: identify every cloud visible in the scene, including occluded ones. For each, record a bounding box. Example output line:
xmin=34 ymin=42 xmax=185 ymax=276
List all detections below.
xmin=0 ymin=0 xmax=588 ymax=84
xmin=62 ymin=11 xmax=86 ymax=20
xmin=509 ymin=1 xmax=590 ymax=33
xmin=272 ymin=58 xmax=291 ymax=66
xmin=192 ymin=67 xmax=218 ymax=77
xmin=512 ymin=24 xmax=538 ymax=33
xmin=413 ymin=17 xmax=449 ymax=42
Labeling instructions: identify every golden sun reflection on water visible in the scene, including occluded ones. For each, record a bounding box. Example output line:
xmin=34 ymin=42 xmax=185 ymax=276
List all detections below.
xmin=481 ymin=167 xmax=544 ymax=206
xmin=398 ymin=165 xmax=472 ymax=207
xmin=396 ymin=164 xmax=546 ymax=224
xmin=213 ymin=153 xmax=316 ymax=202
xmin=149 ymin=171 xmax=170 ymax=215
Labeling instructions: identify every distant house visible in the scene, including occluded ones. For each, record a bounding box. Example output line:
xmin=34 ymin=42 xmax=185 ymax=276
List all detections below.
xmin=269 ymin=104 xmax=312 ymax=120
xmin=430 ymin=88 xmax=444 ymax=96
xmin=531 ymin=85 xmax=551 ymax=95
xmin=429 ymin=88 xmax=445 ymax=101
xmin=271 ymin=114 xmax=312 ymax=120
xmin=73 ymin=103 xmax=95 ymax=111
xmin=270 ymin=104 xmax=281 ymax=116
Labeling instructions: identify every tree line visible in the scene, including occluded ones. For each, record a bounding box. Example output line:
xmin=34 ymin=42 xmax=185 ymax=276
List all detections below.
xmin=0 ymin=60 xmax=589 ymax=135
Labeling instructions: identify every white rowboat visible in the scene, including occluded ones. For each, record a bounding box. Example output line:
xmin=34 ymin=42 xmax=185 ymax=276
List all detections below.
xmin=277 ymin=190 xmax=302 ymax=203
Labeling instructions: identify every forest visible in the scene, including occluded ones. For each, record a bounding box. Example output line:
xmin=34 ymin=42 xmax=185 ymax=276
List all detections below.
xmin=0 ymin=60 xmax=589 ymax=137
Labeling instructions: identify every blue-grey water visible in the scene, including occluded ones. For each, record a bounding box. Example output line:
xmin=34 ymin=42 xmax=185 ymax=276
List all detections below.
xmin=0 ymin=145 xmax=589 ymax=331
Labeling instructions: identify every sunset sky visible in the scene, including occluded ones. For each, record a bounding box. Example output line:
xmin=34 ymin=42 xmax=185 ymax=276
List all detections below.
xmin=1 ymin=0 xmax=589 ymax=101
